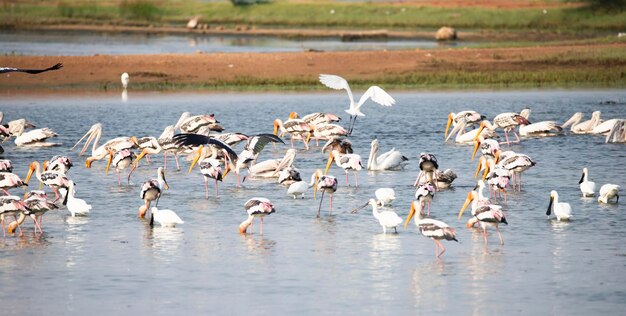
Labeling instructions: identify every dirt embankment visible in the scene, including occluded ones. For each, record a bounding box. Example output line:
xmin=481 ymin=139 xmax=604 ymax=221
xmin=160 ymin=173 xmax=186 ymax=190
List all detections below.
xmin=1 ymin=42 xmax=624 ymax=91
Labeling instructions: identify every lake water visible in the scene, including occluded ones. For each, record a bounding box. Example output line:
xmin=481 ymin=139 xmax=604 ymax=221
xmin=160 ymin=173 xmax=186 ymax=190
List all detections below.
xmin=0 ymin=90 xmax=625 ymax=314
xmin=0 ymin=30 xmax=459 ymax=56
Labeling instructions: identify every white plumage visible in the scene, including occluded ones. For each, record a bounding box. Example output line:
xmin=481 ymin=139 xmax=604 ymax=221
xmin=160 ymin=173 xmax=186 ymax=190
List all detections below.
xmin=121 ymin=72 xmax=129 ymax=89
xmin=547 ymin=190 xmax=571 ymax=221
xmin=366 ymin=198 xmax=402 ymax=234
xmin=14 ymin=128 xmax=59 ymax=147
xmin=66 ymin=181 xmax=91 ymax=217
xmin=598 ymin=184 xmax=620 ymax=204
xmin=404 ymin=201 xmax=458 ymax=258
xmin=149 ymin=207 xmax=184 ymax=227
xmin=367 ymin=139 xmax=408 ymax=171
xmin=374 ymin=188 xmax=395 ymax=206
xmin=579 ymin=167 xmax=596 ymax=197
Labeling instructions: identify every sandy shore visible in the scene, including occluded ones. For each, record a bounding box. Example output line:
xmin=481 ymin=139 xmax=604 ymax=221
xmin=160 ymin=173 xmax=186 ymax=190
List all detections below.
xmin=1 ymin=42 xmax=624 ymax=92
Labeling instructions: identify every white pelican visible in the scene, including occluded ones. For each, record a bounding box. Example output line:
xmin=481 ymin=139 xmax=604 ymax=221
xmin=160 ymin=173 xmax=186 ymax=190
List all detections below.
xmin=325 ymin=149 xmax=362 ymax=187
xmin=579 ymin=167 xmax=596 ymax=197
xmin=1 ymin=196 xmax=27 ymax=237
xmin=7 ymin=190 xmax=57 ymax=235
xmin=0 ymin=172 xmax=24 ymax=195
xmin=562 ymin=111 xmax=602 ymax=134
xmin=64 ymin=181 xmax=91 ymax=217
xmin=148 ymin=207 xmax=184 ymax=228
xmin=444 ymin=110 xmax=485 ymax=140
xmin=598 ymin=184 xmax=620 ymax=204
xmin=121 ymin=72 xmax=129 ymax=89
xmin=319 ymin=74 xmax=395 ymax=135
xmin=353 ymin=199 xmax=403 ymax=234
xmin=278 ymin=166 xmax=302 ymax=186
xmin=45 ymin=155 xmax=73 ymax=174
xmin=13 ymin=127 xmax=59 ymax=147
xmin=414 ymin=153 xmax=438 ymax=189
xmin=605 ymin=119 xmax=626 ymax=143
xmin=322 ymin=137 xmax=353 ymax=154
xmin=313 ymin=169 xmax=338 ymax=217
xmin=71 ymin=123 xmax=138 ymax=168
xmin=24 ymin=161 xmax=70 ymax=202
xmin=518 ymin=108 xmax=563 ymax=137
xmin=5 ymin=118 xmax=36 ymax=135
xmin=374 ymin=188 xmax=395 ymax=206
xmin=415 ymin=182 xmax=435 ymax=216
xmin=273 ymin=113 xmax=312 ymax=149
xmin=591 ymin=118 xmax=622 ymax=135
xmin=0 ymin=63 xmax=62 ymax=74
xmin=138 ymin=167 xmax=169 ymax=218
xmin=404 ymin=201 xmax=458 ymax=258
xmin=0 ymin=159 xmax=12 ymax=172
xmin=175 ymin=112 xmax=220 ymax=134
xmin=105 ymin=148 xmax=137 ymax=186
xmin=367 ymin=139 xmax=408 ymax=171
xmin=435 ymin=169 xmax=457 ymax=189
xmin=239 ymin=198 xmax=275 ymax=235
xmin=546 ymin=190 xmax=572 ymax=221
xmin=247 ymin=148 xmax=296 ymax=179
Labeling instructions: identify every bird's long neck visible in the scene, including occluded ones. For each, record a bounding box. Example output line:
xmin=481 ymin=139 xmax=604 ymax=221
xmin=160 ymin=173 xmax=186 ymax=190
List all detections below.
xmin=239 ymin=215 xmax=254 ymax=234
xmin=309 ymin=172 xmax=318 ymax=187
xmin=92 ymin=127 xmax=102 ymax=157
xmin=414 ymin=202 xmax=426 ymax=223
xmin=368 ymin=145 xmax=378 ymax=170
xmin=34 ymin=162 xmax=42 ymax=182
xmin=371 ymin=203 xmax=381 ymax=219
xmin=552 ymin=192 xmax=559 ymax=204
xmin=583 ymin=170 xmax=589 ymax=182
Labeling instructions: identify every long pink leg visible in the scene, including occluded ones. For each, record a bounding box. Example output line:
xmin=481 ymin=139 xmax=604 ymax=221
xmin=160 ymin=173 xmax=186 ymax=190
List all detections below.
xmin=519 ymin=173 xmax=522 ymax=192
xmin=14 ymin=215 xmax=23 ymax=236
xmin=163 ymin=152 xmax=168 ymax=170
xmin=345 ymin=173 xmax=349 ymax=187
xmin=317 ymin=190 xmax=325 ymax=217
xmin=237 ymin=174 xmax=241 ymax=188
xmin=117 ymin=172 xmax=121 ymax=186
xmin=146 ymin=155 xmax=151 ymax=163
xmin=33 ymin=217 xmax=43 ymax=234
xmin=503 ymin=129 xmax=511 ymax=145
xmin=215 ymin=179 xmax=219 ymax=198
xmin=513 ymin=130 xmax=521 ymax=143
xmin=504 ymin=190 xmax=508 ymax=204
xmin=52 ymin=187 xmax=60 ymax=202
xmin=204 ymin=177 xmax=209 ymax=199
xmin=434 ymin=240 xmax=439 ymax=257
xmin=260 ymin=217 xmax=264 ymax=236
xmin=2 ymin=188 xmax=10 ymax=195
xmin=329 ymin=194 xmax=333 ymax=215
xmin=174 ymin=154 xmax=180 ymax=171
xmin=354 ymin=171 xmax=358 ymax=188
xmin=483 ymin=227 xmax=488 ymax=245
xmin=496 ymin=225 xmax=504 ymax=245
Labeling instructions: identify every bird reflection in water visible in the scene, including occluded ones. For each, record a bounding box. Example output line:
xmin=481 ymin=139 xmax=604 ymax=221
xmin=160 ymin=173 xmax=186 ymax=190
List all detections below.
xmin=142 ymin=225 xmax=184 ymax=262
xmin=368 ymin=234 xmax=401 ymax=301
xmin=411 ymin=260 xmax=447 ymax=310
xmin=121 ymin=89 xmax=128 ymax=103
xmin=65 ymin=216 xmax=89 ymax=268
xmin=241 ymin=234 xmax=276 ymax=258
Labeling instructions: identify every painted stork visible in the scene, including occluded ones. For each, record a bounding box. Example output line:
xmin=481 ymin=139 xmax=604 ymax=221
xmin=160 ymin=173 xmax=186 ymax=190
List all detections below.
xmin=325 ymin=149 xmax=362 ymax=187
xmin=24 ymin=161 xmax=69 ymax=202
xmin=138 ymin=167 xmax=169 ymax=218
xmin=239 ymin=198 xmax=275 ymax=235
xmin=404 ymin=201 xmax=458 ymax=258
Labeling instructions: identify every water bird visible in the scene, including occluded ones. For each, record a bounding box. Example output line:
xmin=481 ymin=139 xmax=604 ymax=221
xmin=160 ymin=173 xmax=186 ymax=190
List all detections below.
xmin=561 ymin=111 xmax=601 ymax=134
xmin=175 ymin=112 xmax=221 ymax=134
xmin=414 ymin=153 xmax=438 ymax=189
xmin=353 ymin=198 xmax=403 ymax=234
xmin=444 ymin=110 xmax=485 ymax=139
xmin=367 ymin=139 xmax=408 ymax=171
xmin=45 ymin=155 xmax=73 ymax=174
xmin=8 ymin=190 xmax=58 ymax=235
xmin=374 ymin=188 xmax=395 ymax=206
xmin=71 ymin=123 xmax=139 ymax=168
xmin=605 ymin=119 xmax=625 ymax=143
xmin=121 ymin=72 xmax=129 ymax=89
xmin=65 ymin=181 xmax=91 ymax=217
xmin=322 ymin=137 xmax=353 ymax=154
xmin=149 ymin=207 xmax=184 ymax=228
xmin=0 ymin=171 xmax=24 ymax=195
xmin=579 ymin=167 xmax=595 ymax=197
xmin=325 ymin=149 xmax=362 ymax=187
xmin=278 ymin=166 xmax=302 ymax=187
xmin=518 ymin=108 xmax=563 ymax=137
xmin=138 ymin=167 xmax=169 ymax=218
xmin=546 ymin=190 xmax=571 ymax=221
xmin=458 ymin=191 xmax=507 ymax=245
xmin=1 ymin=196 xmax=27 ymax=237
xmin=477 ymin=113 xmax=530 ymax=145
xmin=24 ymin=161 xmax=70 ymax=202
xmin=415 ymin=182 xmax=436 ymax=216
xmin=498 ymin=152 xmax=535 ymax=192
xmin=313 ymin=169 xmax=338 ymax=217
xmin=404 ymin=200 xmax=458 ymax=258
xmin=0 ymin=63 xmax=63 ymax=74
xmin=435 ymin=169 xmax=457 ymax=189
xmin=598 ymin=184 xmax=620 ymax=204
xmin=592 ymin=118 xmax=624 ymax=135
xmin=319 ymin=74 xmax=395 ymax=135
xmin=0 ymin=160 xmax=13 ymax=173
xmin=239 ymin=198 xmax=275 ymax=235
xmin=105 ymin=148 xmax=137 ymax=186
xmin=13 ymin=127 xmax=59 ymax=147
xmin=273 ymin=112 xmax=312 ymax=149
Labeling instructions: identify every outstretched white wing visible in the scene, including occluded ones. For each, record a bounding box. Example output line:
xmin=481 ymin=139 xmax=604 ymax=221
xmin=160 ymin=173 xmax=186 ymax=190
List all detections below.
xmin=319 ymin=74 xmax=354 ymax=105
xmin=356 ymin=86 xmax=395 ymax=110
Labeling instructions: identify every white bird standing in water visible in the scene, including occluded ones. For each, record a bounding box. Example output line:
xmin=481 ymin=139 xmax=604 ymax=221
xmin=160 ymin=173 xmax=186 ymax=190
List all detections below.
xmin=374 ymin=188 xmax=395 ymax=206
xmin=353 ymin=198 xmax=403 ymax=234
xmin=579 ymin=167 xmax=595 ymax=197
xmin=546 ymin=190 xmax=572 ymax=221
xmin=404 ymin=200 xmax=458 ymax=258
xmin=121 ymin=72 xmax=129 ymax=89
xmin=148 ymin=207 xmax=184 ymax=227
xmin=319 ymin=74 xmax=395 ymax=135
xmin=65 ymin=181 xmax=91 ymax=217
xmin=598 ymin=184 xmax=620 ymax=204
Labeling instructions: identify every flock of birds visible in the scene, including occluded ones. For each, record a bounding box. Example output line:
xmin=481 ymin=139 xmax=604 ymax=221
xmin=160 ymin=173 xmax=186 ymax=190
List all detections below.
xmin=0 ymin=70 xmax=624 ymax=258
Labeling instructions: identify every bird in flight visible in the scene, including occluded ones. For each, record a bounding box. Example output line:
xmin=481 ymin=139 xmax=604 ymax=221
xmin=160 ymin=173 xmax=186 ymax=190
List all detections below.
xmin=1 ymin=63 xmax=63 ymax=74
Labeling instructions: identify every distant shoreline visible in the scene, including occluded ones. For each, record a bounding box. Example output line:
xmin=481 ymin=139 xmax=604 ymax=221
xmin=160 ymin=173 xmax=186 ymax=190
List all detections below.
xmin=1 ymin=42 xmax=625 ymax=92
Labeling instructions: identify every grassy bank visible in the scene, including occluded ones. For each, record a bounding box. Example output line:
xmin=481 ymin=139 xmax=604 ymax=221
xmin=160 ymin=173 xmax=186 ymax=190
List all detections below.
xmin=1 ymin=1 xmax=625 ymax=32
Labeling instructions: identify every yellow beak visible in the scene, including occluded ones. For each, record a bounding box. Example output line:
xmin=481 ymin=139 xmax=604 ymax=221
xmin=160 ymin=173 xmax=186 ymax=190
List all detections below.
xmin=313 ymin=173 xmax=319 ymax=199
xmin=188 ymin=145 xmax=204 ymax=174
xmin=458 ymin=192 xmax=474 ymax=220
xmin=444 ymin=113 xmax=453 ymax=140
xmin=494 ymin=150 xmax=501 ymax=164
xmin=25 ymin=166 xmax=34 ymax=185
xmin=482 ymin=163 xmax=490 ymax=181
xmin=273 ymin=119 xmax=279 ymax=136
xmin=404 ymin=202 xmax=416 ymax=229
xmin=43 ymin=161 xmax=49 ymax=171
xmin=324 ymin=152 xmax=334 ymax=175
xmin=472 ymin=140 xmax=481 ymax=160
xmin=105 ymin=149 xmax=114 ymax=174
xmin=133 ymin=149 xmax=148 ymax=167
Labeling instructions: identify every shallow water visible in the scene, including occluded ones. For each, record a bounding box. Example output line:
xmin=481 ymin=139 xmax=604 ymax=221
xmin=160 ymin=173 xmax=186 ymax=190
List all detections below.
xmin=0 ymin=30 xmax=463 ymax=56
xmin=0 ymin=90 xmax=625 ymax=314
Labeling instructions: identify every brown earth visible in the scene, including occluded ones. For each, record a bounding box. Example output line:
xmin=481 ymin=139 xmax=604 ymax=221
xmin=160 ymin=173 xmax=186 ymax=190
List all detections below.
xmin=1 ymin=42 xmax=624 ymax=92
